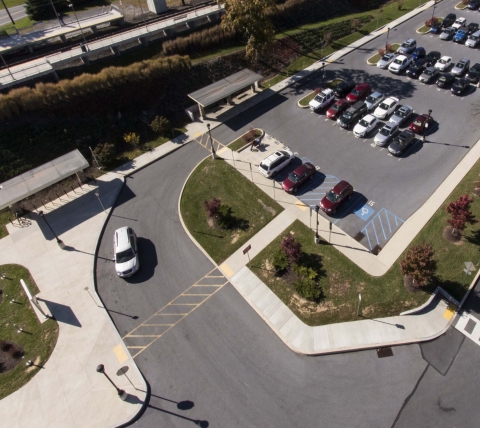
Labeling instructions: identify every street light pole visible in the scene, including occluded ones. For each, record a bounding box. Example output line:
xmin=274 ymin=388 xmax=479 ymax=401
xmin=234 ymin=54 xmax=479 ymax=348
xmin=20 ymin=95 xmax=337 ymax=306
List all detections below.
xmin=431 ymin=1 xmax=436 ymax=23
xmin=385 ymin=27 xmax=390 ymax=52
xmin=423 ymin=109 xmax=432 ymax=142
xmin=207 ymin=123 xmax=216 ymax=159
xmin=48 ymin=0 xmax=63 ymax=27
xmin=314 ymin=205 xmax=320 ymax=244
xmin=38 ymin=210 xmax=65 ymax=249
xmin=68 ymin=4 xmax=88 ymax=47
xmin=96 ymin=364 xmax=127 ymax=400
xmin=322 ymin=62 xmax=326 ymax=88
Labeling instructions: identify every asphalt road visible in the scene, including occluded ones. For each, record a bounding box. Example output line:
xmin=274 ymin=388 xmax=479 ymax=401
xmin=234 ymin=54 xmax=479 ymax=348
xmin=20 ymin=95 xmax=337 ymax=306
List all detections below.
xmin=209 ymin=0 xmax=480 ymax=252
xmin=95 ymin=1 xmax=480 ymax=427
xmin=0 ymin=5 xmax=26 ymax=27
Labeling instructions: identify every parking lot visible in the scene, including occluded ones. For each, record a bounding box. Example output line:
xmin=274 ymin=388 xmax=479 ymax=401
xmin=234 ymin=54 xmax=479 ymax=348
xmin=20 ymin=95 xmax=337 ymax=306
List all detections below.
xmin=211 ymin=0 xmax=480 ymax=252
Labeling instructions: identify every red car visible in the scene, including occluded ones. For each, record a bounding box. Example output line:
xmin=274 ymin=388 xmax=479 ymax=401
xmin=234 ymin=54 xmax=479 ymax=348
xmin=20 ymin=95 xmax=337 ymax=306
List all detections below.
xmin=320 ymin=180 xmax=353 ymax=215
xmin=346 ymin=83 xmax=372 ymax=104
xmin=326 ymin=99 xmax=349 ymax=120
xmin=282 ymin=162 xmax=315 ymax=193
xmin=409 ymin=113 xmax=434 ymax=134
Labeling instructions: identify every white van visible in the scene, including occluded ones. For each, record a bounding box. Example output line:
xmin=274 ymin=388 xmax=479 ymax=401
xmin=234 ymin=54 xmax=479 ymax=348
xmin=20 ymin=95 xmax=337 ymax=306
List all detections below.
xmin=113 ymin=227 xmax=139 ymax=277
xmin=258 ymin=150 xmax=295 ymax=178
xmin=466 ymin=30 xmax=480 ymax=48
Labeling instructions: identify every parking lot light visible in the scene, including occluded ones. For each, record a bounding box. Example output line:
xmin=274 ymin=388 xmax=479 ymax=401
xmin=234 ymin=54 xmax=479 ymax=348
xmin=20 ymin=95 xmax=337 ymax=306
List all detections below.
xmin=314 ymin=205 xmax=320 ymax=244
xmin=385 ymin=27 xmax=390 ymax=52
xmin=431 ymin=1 xmax=436 ymax=23
xmin=68 ymin=3 xmax=88 ymax=48
xmin=96 ymin=364 xmax=127 ymax=400
xmin=207 ymin=124 xmax=216 ymax=159
xmin=322 ymin=62 xmax=326 ymax=88
xmin=38 ymin=210 xmax=65 ymax=249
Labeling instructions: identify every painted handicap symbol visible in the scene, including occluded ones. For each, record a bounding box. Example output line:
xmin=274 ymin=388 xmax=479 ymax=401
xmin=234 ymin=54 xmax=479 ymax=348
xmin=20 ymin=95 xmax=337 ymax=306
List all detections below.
xmin=354 ymin=204 xmax=375 ymax=221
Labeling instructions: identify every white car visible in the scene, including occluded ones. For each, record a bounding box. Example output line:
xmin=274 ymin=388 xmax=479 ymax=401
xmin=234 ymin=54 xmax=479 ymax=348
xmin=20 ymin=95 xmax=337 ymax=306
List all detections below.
xmin=377 ymin=53 xmax=396 ymax=69
xmin=452 ymin=17 xmax=466 ymax=30
xmin=309 ymin=88 xmax=335 ymax=112
xmin=388 ymin=55 xmax=413 ymax=74
xmin=365 ymin=92 xmax=385 ymax=112
xmin=353 ymin=114 xmax=379 ymax=138
xmin=373 ymin=97 xmax=400 ymax=119
xmin=114 ymin=227 xmax=140 ymax=277
xmin=435 ymin=56 xmax=452 ymax=71
xmin=374 ymin=122 xmax=399 ymax=147
xmin=259 ymin=150 xmax=295 ymax=178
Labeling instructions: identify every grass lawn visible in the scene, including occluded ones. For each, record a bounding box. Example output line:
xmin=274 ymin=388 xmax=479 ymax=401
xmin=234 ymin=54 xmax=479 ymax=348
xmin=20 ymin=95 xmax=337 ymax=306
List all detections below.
xmin=0 ymin=264 xmax=59 ymax=400
xmin=264 ymin=0 xmax=431 ymax=88
xmin=0 ymin=17 xmax=34 ymax=34
xmin=0 ymin=209 xmax=11 ymax=239
xmin=248 ymin=157 xmax=480 ymax=326
xmin=180 ymin=157 xmax=283 ymax=264
xmin=298 ymin=78 xmax=343 ymax=107
xmin=228 ymin=129 xmax=262 ymax=152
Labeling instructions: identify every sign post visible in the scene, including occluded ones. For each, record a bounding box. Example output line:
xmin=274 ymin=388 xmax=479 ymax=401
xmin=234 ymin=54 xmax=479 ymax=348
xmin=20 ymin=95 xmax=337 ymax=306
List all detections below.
xmin=329 ymin=221 xmax=332 ymax=243
xmin=243 ymin=244 xmax=252 ymax=263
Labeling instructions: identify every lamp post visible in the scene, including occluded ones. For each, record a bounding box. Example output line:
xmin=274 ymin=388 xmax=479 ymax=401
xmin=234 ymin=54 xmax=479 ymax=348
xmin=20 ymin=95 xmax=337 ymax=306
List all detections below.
xmin=38 ymin=210 xmax=65 ymax=249
xmin=322 ymin=62 xmax=326 ymax=88
xmin=431 ymin=1 xmax=436 ymax=23
xmin=207 ymin=123 xmax=216 ymax=159
xmin=68 ymin=3 xmax=88 ymax=47
xmin=314 ymin=205 xmax=320 ymax=244
xmin=423 ymin=109 xmax=432 ymax=142
xmin=48 ymin=0 xmax=63 ymax=27
xmin=96 ymin=364 xmax=127 ymax=400
xmin=385 ymin=27 xmax=390 ymax=52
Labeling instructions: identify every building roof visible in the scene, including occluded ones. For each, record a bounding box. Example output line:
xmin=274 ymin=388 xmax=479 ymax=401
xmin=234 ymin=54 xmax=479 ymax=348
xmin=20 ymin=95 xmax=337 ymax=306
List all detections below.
xmin=188 ymin=68 xmax=262 ymax=107
xmin=0 ymin=149 xmax=89 ymax=211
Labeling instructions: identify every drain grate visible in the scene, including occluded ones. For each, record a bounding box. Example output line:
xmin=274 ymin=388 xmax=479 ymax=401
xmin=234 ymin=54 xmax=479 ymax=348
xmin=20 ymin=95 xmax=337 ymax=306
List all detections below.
xmin=377 ymin=347 xmax=394 ymax=358
xmin=371 ymin=245 xmax=382 ymax=255
xmin=354 ymin=232 xmax=365 ymax=242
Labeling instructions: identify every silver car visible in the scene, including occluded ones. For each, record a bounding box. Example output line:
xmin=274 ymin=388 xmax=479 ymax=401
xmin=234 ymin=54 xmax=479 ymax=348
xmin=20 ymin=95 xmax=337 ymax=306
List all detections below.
xmin=389 ymin=105 xmax=413 ymax=126
xmin=452 ymin=58 xmax=470 ymax=76
xmin=440 ymin=27 xmax=456 ymax=40
xmin=365 ymin=92 xmax=385 ymax=111
xmin=374 ymin=122 xmax=399 ymax=147
xmin=377 ymin=53 xmax=396 ymax=69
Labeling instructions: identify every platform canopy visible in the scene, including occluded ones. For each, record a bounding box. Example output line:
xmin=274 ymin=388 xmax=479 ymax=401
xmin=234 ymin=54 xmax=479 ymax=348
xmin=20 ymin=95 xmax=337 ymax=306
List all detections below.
xmin=0 ymin=149 xmax=89 ymax=211
xmin=188 ymin=68 xmax=262 ymax=108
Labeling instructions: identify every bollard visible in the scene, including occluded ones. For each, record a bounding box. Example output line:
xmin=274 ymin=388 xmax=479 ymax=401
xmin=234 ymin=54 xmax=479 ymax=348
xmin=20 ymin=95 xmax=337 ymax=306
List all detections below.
xmin=70 ymin=185 xmax=77 ymax=194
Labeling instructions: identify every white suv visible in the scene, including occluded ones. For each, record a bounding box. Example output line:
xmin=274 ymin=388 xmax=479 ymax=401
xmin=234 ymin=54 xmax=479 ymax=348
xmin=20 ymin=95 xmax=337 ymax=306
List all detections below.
xmin=309 ymin=88 xmax=335 ymax=112
xmin=114 ymin=227 xmax=140 ymax=277
xmin=388 ymin=55 xmax=413 ymax=74
xmin=259 ymin=150 xmax=295 ymax=178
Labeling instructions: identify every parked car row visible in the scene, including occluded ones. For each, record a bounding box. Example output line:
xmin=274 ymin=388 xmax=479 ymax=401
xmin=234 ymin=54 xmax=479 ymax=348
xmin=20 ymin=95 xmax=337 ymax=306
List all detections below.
xmin=257 ymin=149 xmax=354 ymax=216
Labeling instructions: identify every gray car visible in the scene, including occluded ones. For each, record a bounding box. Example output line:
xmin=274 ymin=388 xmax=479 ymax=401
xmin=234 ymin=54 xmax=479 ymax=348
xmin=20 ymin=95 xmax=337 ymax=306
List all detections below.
xmin=397 ymin=38 xmax=416 ymax=54
xmin=440 ymin=27 xmax=456 ymax=40
xmin=377 ymin=53 xmax=396 ymax=69
xmin=419 ymin=66 xmax=440 ymax=83
xmin=374 ymin=122 xmax=399 ymax=147
xmin=452 ymin=58 xmax=470 ymax=76
xmin=389 ymin=105 xmax=413 ymax=126
xmin=365 ymin=92 xmax=385 ymax=111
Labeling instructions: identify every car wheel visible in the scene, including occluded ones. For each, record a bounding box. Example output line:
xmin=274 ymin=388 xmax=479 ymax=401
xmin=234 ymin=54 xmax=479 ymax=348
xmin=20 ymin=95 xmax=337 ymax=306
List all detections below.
xmin=348 ymin=195 xmax=352 ymax=201
xmin=271 ymin=171 xmax=276 ymax=178
xmin=333 ymin=208 xmax=337 ymax=215
xmin=289 ymin=159 xmax=293 ymax=164
xmin=292 ymin=187 xmax=297 ymax=194
xmin=309 ymin=174 xmax=314 ymax=180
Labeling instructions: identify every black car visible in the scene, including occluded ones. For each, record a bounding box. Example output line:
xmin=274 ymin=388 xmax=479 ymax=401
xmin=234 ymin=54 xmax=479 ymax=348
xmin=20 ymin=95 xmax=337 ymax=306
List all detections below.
xmin=388 ymin=130 xmax=416 ymax=156
xmin=467 ymin=22 xmax=479 ymax=34
xmin=337 ymin=101 xmax=367 ymax=129
xmin=443 ymin=13 xmax=456 ymax=28
xmin=424 ymin=51 xmax=441 ymax=67
xmin=430 ymin=21 xmax=443 ymax=34
xmin=468 ymin=0 xmax=480 ymax=10
xmin=406 ymin=59 xmax=427 ymax=78
xmin=436 ymin=72 xmax=455 ymax=88
xmin=466 ymin=63 xmax=480 ymax=83
xmin=451 ymin=78 xmax=470 ymax=95
xmin=333 ymin=81 xmax=356 ymax=99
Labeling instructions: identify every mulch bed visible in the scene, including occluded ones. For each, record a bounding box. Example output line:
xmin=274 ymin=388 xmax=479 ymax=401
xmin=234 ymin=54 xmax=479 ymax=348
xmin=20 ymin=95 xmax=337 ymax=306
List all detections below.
xmin=0 ymin=341 xmax=25 ymax=374
xmin=442 ymin=225 xmax=463 ymax=245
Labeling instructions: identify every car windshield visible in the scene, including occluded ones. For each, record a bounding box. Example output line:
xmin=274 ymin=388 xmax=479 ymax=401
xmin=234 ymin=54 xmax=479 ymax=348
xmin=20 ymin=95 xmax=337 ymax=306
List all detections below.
xmin=343 ymin=112 xmax=353 ymax=119
xmin=379 ymin=127 xmax=391 ymax=136
xmin=359 ymin=119 xmax=369 ymax=127
xmin=410 ymin=63 xmax=421 ymax=70
xmin=439 ymin=58 xmax=447 ymax=64
xmin=413 ymin=119 xmax=423 ymax=126
xmin=116 ymin=248 xmax=135 ymax=264
xmin=381 ymin=55 xmax=391 ymax=61
xmin=401 ymin=42 xmax=409 ymax=48
xmin=259 ymin=163 xmax=268 ymax=171
xmin=326 ymin=190 xmax=340 ymax=203
xmin=453 ymin=81 xmax=463 ymax=88
xmin=351 ymin=88 xmax=362 ymax=95
xmin=425 ymin=69 xmax=435 ymax=76
xmin=379 ymin=102 xmax=390 ymax=110
xmin=393 ymin=58 xmax=403 ymax=65
xmin=397 ymin=109 xmax=408 ymax=118
xmin=331 ymin=103 xmax=340 ymax=111
xmin=438 ymin=75 xmax=448 ymax=82
xmin=396 ymin=137 xmax=408 ymax=147
xmin=471 ymin=35 xmax=479 ymax=41
xmin=287 ymin=172 xmax=300 ymax=183
xmin=456 ymin=63 xmax=465 ymax=69
xmin=365 ymin=95 xmax=375 ymax=103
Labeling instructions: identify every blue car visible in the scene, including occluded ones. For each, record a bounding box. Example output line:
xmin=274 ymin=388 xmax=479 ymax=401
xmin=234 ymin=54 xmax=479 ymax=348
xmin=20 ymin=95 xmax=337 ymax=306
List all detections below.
xmin=454 ymin=29 xmax=469 ymax=44
xmin=430 ymin=21 xmax=443 ymax=34
xmin=412 ymin=47 xmax=426 ymax=60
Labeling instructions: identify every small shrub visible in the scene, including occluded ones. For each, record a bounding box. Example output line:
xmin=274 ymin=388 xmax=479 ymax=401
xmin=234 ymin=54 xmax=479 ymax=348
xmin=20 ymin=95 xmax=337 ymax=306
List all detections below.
xmin=293 ymin=277 xmax=323 ymax=301
xmin=281 ymin=233 xmax=302 ymax=264
xmin=272 ymin=249 xmax=289 ymax=272
xmin=425 ymin=17 xmax=438 ymax=27
xmin=378 ymin=48 xmax=386 ymax=56
xmin=93 ymin=143 xmax=116 ymax=167
xmin=397 ymin=0 xmax=405 ymax=11
xmin=123 ymin=132 xmax=141 ymax=148
xmin=242 ymin=127 xmax=257 ymax=143
xmin=314 ymin=87 xmax=321 ymax=94
xmin=204 ymin=198 xmax=221 ymax=218
xmin=462 ymin=0 xmax=468 ymax=4
xmin=386 ymin=44 xmax=393 ymax=53
xmin=293 ymin=264 xmax=318 ymax=281
xmin=149 ymin=116 xmax=172 ymax=136
xmin=400 ymin=242 xmax=437 ymax=287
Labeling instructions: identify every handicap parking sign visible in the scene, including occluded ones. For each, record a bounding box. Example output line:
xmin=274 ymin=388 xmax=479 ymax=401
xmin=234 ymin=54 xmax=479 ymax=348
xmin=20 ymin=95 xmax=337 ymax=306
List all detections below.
xmin=353 ymin=204 xmax=375 ymax=221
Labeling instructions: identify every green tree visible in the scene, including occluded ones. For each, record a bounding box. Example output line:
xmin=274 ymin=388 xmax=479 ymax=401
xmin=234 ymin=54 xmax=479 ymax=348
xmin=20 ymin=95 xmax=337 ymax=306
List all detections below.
xmin=149 ymin=116 xmax=172 ymax=136
xmin=25 ymin=0 xmax=67 ymax=21
xmin=222 ymin=0 xmax=276 ymax=60
xmin=123 ymin=132 xmax=141 ymax=147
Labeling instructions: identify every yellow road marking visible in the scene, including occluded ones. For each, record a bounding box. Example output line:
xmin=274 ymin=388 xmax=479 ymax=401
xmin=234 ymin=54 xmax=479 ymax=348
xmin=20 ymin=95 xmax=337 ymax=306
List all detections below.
xmin=113 ymin=344 xmax=128 ymax=364
xmin=219 ymin=262 xmax=234 ymax=278
xmin=443 ymin=305 xmax=456 ymax=320
xmin=295 ymin=201 xmax=308 ymax=211
xmin=194 ymin=132 xmax=203 ymax=138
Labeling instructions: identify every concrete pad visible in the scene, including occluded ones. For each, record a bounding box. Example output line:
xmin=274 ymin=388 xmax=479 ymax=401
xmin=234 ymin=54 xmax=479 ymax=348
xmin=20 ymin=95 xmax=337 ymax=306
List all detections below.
xmin=326 ymin=323 xmax=347 ymax=350
xmin=290 ymin=323 xmax=314 ymax=353
xmin=255 ymin=290 xmax=282 ymax=318
xmin=341 ymin=321 xmax=366 ymax=347
xmin=313 ymin=327 xmax=331 ymax=352
xmin=268 ymin=304 xmax=295 ymax=330
xmin=246 ymin=281 xmax=270 ymax=302
xmin=359 ymin=319 xmax=384 ymax=346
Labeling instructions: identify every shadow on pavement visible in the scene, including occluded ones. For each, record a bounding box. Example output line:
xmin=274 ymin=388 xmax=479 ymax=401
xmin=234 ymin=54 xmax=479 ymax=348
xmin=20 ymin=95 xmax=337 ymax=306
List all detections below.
xmin=125 ymin=238 xmax=157 ymax=284
xmin=38 ymin=298 xmax=81 ymax=327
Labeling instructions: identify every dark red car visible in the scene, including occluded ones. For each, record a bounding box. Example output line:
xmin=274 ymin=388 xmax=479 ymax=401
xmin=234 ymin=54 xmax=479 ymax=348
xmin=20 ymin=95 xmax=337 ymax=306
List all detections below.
xmin=409 ymin=113 xmax=434 ymax=134
xmin=346 ymin=83 xmax=371 ymax=104
xmin=326 ymin=99 xmax=349 ymax=120
xmin=320 ymin=180 xmax=354 ymax=215
xmin=282 ymin=162 xmax=315 ymax=193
